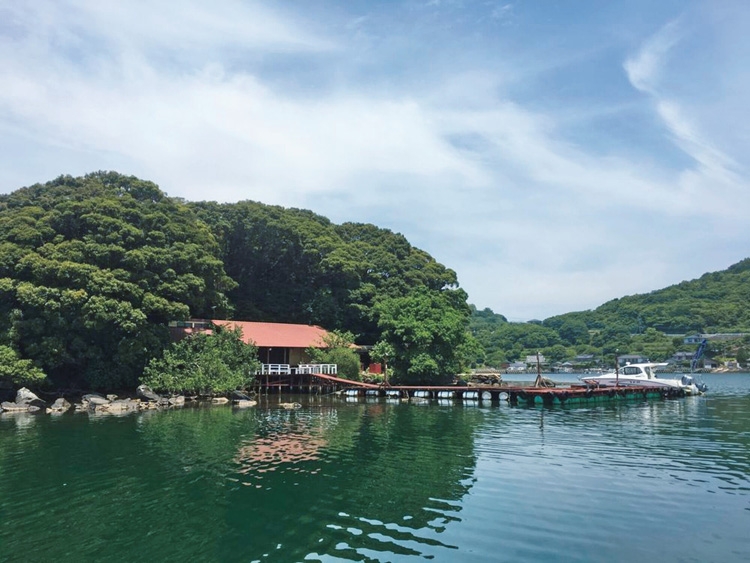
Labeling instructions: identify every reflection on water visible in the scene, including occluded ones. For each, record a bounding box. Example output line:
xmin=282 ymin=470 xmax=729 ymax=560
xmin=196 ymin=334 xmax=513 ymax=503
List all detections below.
xmin=0 ymin=374 xmax=749 ymax=562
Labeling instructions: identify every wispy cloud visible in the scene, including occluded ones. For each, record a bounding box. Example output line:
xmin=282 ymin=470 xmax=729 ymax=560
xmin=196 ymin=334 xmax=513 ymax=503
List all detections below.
xmin=624 ymin=20 xmax=683 ymax=94
xmin=1 ymin=1 xmax=749 ymax=319
xmin=624 ymin=18 xmax=743 ymax=192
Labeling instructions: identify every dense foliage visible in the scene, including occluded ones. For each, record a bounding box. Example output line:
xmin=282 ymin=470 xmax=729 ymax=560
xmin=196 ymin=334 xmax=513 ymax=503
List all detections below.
xmin=0 ymin=172 xmax=475 ymax=390
xmin=189 ymin=202 xmax=461 ymax=344
xmin=191 ymin=200 xmax=476 ymax=382
xmin=141 ymin=325 xmax=260 ymax=394
xmin=0 ymin=345 xmax=47 ymax=386
xmin=0 ymin=172 xmax=235 ymax=390
xmin=306 ymin=331 xmax=362 ymax=381
xmin=375 ymin=288 xmax=479 ymax=384
xmin=4 ymin=171 xmax=748 ymax=392
xmin=545 ymin=260 xmax=750 ymax=336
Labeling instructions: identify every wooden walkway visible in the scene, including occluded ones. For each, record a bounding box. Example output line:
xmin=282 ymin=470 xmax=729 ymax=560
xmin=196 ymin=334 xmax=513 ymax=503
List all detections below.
xmin=256 ymin=372 xmax=690 ymax=405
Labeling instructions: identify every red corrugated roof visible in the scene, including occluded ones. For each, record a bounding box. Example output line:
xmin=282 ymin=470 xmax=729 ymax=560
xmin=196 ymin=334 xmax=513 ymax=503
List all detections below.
xmin=213 ymin=320 xmax=330 ymax=348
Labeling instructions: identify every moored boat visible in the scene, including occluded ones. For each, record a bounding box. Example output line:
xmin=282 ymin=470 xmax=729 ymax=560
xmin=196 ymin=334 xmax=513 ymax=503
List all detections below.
xmin=580 ymin=362 xmax=707 ymax=395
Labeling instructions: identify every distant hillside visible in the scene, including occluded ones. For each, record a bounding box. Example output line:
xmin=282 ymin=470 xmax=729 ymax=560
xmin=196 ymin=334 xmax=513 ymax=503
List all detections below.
xmin=543 ymin=259 xmax=750 ymax=335
xmin=470 ymin=260 xmax=750 ymax=367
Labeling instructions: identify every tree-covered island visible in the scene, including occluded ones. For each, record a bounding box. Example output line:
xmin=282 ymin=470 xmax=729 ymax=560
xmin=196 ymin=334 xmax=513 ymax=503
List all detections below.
xmin=0 ymin=172 xmax=477 ymax=395
xmin=1 ymin=171 xmax=748 ymax=399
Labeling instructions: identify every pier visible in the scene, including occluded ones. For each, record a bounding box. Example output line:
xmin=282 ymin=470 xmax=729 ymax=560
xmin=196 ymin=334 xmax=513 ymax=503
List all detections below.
xmin=256 ymin=372 xmax=690 ymax=405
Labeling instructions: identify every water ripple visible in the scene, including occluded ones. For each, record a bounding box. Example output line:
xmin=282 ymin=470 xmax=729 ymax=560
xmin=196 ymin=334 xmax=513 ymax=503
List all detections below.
xmin=2 ymin=384 xmax=750 ymax=562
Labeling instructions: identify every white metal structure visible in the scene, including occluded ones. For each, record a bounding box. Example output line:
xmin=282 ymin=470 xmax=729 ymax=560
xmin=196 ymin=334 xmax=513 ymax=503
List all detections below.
xmin=296 ymin=364 xmax=338 ymax=375
xmin=258 ymin=363 xmax=338 ymax=375
xmin=260 ymin=364 xmax=292 ymax=375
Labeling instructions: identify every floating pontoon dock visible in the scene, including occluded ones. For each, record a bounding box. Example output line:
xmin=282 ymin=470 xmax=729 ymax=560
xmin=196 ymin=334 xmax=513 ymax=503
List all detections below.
xmin=257 ymin=372 xmax=691 ymax=405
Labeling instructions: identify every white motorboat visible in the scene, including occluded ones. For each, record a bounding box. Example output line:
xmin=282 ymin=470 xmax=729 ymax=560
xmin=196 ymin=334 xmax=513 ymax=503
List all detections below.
xmin=580 ymin=362 xmax=707 ymax=395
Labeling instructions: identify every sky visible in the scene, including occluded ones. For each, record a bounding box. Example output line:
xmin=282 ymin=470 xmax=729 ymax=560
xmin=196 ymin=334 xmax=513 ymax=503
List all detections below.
xmin=1 ymin=1 xmax=749 ymax=321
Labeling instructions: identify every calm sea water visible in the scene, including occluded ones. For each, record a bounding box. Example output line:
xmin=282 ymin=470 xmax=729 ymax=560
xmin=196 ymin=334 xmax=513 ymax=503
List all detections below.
xmin=1 ymin=374 xmax=749 ymax=562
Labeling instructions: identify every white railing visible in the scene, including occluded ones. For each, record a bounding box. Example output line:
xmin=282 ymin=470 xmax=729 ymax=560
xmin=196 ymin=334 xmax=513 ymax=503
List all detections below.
xmin=260 ymin=364 xmax=291 ymax=375
xmin=257 ymin=363 xmax=338 ymax=375
xmin=297 ymin=364 xmax=338 ymax=375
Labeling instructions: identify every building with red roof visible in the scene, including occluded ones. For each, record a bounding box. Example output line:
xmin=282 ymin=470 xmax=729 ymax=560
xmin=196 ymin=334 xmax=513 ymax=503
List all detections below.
xmin=169 ymin=319 xmax=331 ymax=366
xmin=213 ymin=320 xmax=330 ymax=365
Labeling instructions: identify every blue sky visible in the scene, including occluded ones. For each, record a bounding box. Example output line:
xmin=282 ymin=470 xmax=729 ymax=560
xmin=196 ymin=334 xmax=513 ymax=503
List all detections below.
xmin=1 ymin=1 xmax=748 ymax=320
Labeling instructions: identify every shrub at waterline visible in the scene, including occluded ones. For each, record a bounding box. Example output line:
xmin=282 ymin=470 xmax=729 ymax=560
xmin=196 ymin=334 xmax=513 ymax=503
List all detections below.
xmin=306 ymin=330 xmax=362 ymax=380
xmin=141 ymin=326 xmax=260 ymax=395
xmin=0 ymin=345 xmax=47 ymax=387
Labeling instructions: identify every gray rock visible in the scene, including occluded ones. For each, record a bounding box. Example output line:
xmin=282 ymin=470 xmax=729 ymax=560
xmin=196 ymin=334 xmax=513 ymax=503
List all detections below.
xmin=49 ymin=398 xmax=72 ymax=413
xmin=0 ymin=402 xmax=40 ymax=413
xmin=231 ymin=390 xmax=253 ymax=401
xmin=82 ymin=393 xmax=110 ymax=406
xmin=137 ymin=384 xmax=161 ymax=402
xmin=279 ymin=402 xmax=302 ymax=410
xmin=15 ymin=387 xmax=46 ymax=409
xmin=2 ymin=401 xmax=30 ymax=412
xmin=16 ymin=387 xmax=42 ymax=404
xmin=98 ymin=399 xmax=138 ymax=413
xmin=234 ymin=399 xmax=257 ymax=408
xmin=168 ymin=395 xmax=185 ymax=406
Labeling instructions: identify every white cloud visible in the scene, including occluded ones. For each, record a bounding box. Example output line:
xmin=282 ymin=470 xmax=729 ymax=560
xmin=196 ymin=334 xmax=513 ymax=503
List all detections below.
xmin=1 ymin=1 xmax=749 ymax=320
xmin=623 ymin=20 xmax=683 ymax=94
xmin=624 ymin=18 xmax=746 ymax=206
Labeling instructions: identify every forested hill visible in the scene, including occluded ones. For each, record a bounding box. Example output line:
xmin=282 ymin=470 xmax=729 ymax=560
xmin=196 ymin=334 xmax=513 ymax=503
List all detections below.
xmin=0 ymin=172 xmax=474 ymax=390
xmin=189 ymin=201 xmax=460 ymax=344
xmin=469 ymin=260 xmax=750 ymax=367
xmin=543 ymin=259 xmax=750 ymax=336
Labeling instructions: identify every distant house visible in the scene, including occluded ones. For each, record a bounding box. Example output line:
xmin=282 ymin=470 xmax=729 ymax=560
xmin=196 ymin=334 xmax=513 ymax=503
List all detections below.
xmin=685 ymin=333 xmax=749 ymax=344
xmin=525 ymin=354 xmax=546 ymax=366
xmin=684 ymin=334 xmax=704 ymax=344
xmin=617 ymin=354 xmax=648 ymax=366
xmin=213 ymin=320 xmax=332 ymax=366
xmin=575 ymin=354 xmax=595 ymax=362
xmin=507 ymin=362 xmax=527 ymax=372
xmin=671 ymin=351 xmax=694 ymax=363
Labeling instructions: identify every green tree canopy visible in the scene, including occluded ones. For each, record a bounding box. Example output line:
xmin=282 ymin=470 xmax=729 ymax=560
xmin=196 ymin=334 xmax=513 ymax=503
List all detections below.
xmin=544 ymin=259 xmax=750 ymax=337
xmin=191 ymin=201 xmax=462 ymax=344
xmin=140 ymin=325 xmax=259 ymax=395
xmin=375 ymin=287 xmax=476 ymax=384
xmin=0 ymin=172 xmax=235 ymax=389
xmin=306 ymin=330 xmax=362 ymax=381
xmin=0 ymin=345 xmax=47 ymax=387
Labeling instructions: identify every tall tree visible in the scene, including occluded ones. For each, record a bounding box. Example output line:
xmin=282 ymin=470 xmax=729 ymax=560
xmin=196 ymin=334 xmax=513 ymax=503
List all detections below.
xmin=0 ymin=172 xmax=235 ymax=389
xmin=375 ymin=287 xmax=476 ymax=384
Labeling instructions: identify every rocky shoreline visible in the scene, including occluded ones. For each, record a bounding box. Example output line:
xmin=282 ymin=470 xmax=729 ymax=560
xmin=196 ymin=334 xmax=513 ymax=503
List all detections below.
xmin=0 ymin=386 xmax=258 ymax=416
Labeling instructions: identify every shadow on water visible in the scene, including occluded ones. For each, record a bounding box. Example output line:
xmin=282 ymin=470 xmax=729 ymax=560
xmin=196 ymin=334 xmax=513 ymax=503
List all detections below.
xmin=2 ymin=375 xmax=750 ymax=562
xmin=0 ymin=397 xmax=484 ymax=562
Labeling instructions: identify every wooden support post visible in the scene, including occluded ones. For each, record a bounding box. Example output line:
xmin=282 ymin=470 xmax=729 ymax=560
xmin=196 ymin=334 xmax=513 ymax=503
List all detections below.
xmin=533 ymin=351 xmax=544 ymax=387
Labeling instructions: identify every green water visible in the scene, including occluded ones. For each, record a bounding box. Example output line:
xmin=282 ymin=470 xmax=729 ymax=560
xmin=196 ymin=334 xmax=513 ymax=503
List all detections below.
xmin=1 ymin=374 xmax=749 ymax=562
